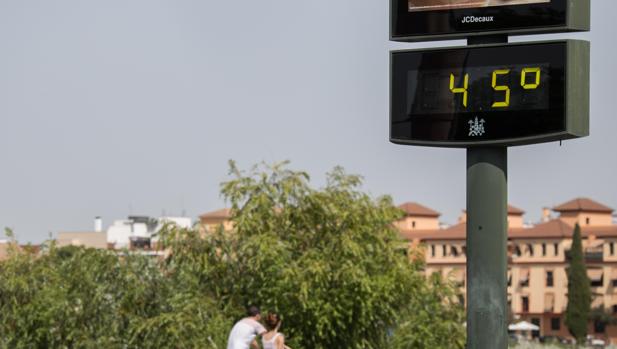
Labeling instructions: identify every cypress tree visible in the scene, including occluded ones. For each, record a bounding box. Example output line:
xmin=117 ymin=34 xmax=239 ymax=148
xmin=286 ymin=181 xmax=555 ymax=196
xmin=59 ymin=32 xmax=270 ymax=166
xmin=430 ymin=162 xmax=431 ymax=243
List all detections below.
xmin=565 ymin=223 xmax=592 ymax=345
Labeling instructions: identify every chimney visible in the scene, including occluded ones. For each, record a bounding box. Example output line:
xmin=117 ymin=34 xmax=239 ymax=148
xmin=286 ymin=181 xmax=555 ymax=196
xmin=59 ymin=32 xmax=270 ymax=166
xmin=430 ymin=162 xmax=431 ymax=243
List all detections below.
xmin=458 ymin=210 xmax=467 ymax=223
xmin=94 ymin=216 xmax=103 ymax=233
xmin=541 ymin=207 xmax=552 ymax=223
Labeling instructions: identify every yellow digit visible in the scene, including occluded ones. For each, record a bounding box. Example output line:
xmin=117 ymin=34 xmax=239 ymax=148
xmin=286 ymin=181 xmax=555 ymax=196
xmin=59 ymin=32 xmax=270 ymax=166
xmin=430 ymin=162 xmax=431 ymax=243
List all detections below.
xmin=450 ymin=73 xmax=469 ymax=108
xmin=521 ymin=67 xmax=541 ymax=89
xmin=492 ymin=69 xmax=510 ymax=108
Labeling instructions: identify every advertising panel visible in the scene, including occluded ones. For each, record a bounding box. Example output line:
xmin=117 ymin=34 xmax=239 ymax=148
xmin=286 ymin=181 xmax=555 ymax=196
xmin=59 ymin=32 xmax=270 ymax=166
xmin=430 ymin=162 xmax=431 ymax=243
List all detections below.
xmin=391 ymin=0 xmax=589 ymax=41
xmin=408 ymin=0 xmax=549 ymax=12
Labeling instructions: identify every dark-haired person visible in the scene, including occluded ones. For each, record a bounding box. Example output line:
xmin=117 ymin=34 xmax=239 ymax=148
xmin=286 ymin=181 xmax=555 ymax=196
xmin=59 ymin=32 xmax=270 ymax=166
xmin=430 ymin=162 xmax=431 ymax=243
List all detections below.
xmin=261 ymin=313 xmax=291 ymax=349
xmin=227 ymin=305 xmax=267 ymax=349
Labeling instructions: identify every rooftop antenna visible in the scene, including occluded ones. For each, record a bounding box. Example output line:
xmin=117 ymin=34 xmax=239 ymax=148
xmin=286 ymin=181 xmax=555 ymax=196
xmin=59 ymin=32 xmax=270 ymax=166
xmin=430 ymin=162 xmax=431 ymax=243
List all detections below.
xmin=181 ymin=195 xmax=186 ymax=217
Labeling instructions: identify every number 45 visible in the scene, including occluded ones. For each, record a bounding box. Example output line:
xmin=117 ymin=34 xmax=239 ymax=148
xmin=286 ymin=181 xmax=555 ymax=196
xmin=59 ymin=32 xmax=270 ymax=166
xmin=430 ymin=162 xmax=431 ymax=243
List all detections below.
xmin=449 ymin=67 xmax=541 ymax=108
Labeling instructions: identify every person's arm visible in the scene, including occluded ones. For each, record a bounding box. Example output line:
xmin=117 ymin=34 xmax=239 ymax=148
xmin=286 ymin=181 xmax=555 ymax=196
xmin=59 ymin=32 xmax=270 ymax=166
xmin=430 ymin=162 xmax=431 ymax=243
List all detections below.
xmin=275 ymin=334 xmax=287 ymax=349
xmin=252 ymin=321 xmax=266 ymax=349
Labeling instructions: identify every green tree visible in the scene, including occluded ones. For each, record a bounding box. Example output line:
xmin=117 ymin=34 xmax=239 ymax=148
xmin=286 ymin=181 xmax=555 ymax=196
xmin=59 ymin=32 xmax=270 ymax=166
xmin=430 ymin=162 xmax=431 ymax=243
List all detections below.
xmin=160 ymin=161 xmax=465 ymax=349
xmin=1 ymin=162 xmax=465 ymax=348
xmin=388 ymin=271 xmax=466 ymax=349
xmin=565 ymin=223 xmax=591 ymax=344
xmin=0 ymin=231 xmax=229 ymax=348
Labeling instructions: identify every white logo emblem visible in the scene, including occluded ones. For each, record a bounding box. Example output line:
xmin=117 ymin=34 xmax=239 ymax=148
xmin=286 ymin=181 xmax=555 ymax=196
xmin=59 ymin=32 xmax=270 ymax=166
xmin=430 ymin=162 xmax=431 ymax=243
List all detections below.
xmin=468 ymin=117 xmax=486 ymax=137
xmin=461 ymin=16 xmax=494 ymax=24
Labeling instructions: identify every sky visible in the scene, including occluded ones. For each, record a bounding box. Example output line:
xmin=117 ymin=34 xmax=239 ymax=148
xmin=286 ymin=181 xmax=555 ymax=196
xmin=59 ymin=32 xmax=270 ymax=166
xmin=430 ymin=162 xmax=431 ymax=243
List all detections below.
xmin=0 ymin=1 xmax=615 ymax=243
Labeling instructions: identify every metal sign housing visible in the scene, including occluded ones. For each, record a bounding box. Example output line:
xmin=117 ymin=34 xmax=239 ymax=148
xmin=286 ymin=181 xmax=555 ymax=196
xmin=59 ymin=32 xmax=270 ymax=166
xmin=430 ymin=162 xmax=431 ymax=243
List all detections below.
xmin=391 ymin=0 xmax=590 ymax=42
xmin=390 ymin=40 xmax=589 ymax=148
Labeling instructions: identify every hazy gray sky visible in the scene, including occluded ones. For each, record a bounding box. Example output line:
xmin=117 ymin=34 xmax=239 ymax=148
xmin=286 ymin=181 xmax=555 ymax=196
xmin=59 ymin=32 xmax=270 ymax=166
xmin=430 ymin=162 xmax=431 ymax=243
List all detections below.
xmin=0 ymin=1 xmax=614 ymax=243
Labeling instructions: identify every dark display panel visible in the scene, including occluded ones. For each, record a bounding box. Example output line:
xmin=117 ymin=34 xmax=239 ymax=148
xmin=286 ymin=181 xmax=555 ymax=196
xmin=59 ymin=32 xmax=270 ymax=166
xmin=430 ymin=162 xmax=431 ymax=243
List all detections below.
xmin=391 ymin=0 xmax=589 ymax=42
xmin=390 ymin=41 xmax=582 ymax=147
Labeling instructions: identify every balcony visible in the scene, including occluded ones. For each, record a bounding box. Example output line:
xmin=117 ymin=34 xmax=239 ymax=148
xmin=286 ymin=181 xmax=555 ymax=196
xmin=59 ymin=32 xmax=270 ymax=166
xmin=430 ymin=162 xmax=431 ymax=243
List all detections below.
xmin=565 ymin=248 xmax=604 ymax=263
xmin=585 ymin=251 xmax=604 ymax=262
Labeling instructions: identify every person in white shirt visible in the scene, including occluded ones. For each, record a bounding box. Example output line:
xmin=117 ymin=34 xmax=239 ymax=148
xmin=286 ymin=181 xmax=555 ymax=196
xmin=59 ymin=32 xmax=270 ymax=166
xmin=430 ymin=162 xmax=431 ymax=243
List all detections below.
xmin=227 ymin=305 xmax=267 ymax=349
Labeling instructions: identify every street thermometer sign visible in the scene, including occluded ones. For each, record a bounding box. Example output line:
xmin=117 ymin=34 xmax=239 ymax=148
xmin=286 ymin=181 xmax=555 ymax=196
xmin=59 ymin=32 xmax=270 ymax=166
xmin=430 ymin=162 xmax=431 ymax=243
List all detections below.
xmin=390 ymin=40 xmax=589 ymax=147
xmin=388 ymin=1 xmax=590 ymax=348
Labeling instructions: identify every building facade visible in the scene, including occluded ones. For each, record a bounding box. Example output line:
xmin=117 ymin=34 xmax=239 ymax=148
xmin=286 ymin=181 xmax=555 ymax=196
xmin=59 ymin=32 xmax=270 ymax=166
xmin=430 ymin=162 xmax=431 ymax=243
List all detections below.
xmin=399 ymin=198 xmax=617 ymax=343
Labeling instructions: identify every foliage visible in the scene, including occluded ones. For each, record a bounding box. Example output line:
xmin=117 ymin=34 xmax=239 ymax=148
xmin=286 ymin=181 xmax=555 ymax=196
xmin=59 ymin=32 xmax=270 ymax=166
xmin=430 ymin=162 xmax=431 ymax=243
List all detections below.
xmin=0 ymin=230 xmax=228 ymax=348
xmin=565 ymin=223 xmax=591 ymax=345
xmin=0 ymin=162 xmax=465 ymax=348
xmin=388 ymin=271 xmax=466 ymax=349
xmin=590 ymin=305 xmax=617 ymax=335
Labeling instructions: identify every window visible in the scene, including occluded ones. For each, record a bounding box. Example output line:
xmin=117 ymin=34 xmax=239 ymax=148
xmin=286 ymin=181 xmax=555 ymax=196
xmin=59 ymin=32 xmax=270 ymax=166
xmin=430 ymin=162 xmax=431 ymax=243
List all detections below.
xmin=527 ymin=244 xmax=535 ymax=257
xmin=515 ymin=245 xmax=522 ymax=257
xmin=412 ymin=221 xmax=416 ymax=228
xmin=546 ymin=271 xmax=554 ymax=287
xmin=554 ymin=243 xmax=559 ymax=256
xmin=531 ymin=318 xmax=541 ymax=338
xmin=431 ymin=245 xmax=436 ymax=257
xmin=586 ymin=217 xmax=591 ymax=225
xmin=542 ymin=243 xmax=547 ymax=256
xmin=611 ymin=242 xmax=615 ymax=256
xmin=451 ymin=246 xmax=459 ymax=257
xmin=594 ymin=319 xmax=606 ymax=333
xmin=589 ymin=269 xmax=604 ymax=288
xmin=551 ymin=317 xmax=560 ymax=331
xmin=544 ymin=293 xmax=555 ymax=312
xmin=520 ymin=269 xmax=530 ymax=287
xmin=462 ymin=246 xmax=467 ymax=256
xmin=442 ymin=245 xmax=447 ymax=257
xmin=522 ymin=296 xmax=530 ymax=312
xmin=612 ymin=305 xmax=617 ymax=315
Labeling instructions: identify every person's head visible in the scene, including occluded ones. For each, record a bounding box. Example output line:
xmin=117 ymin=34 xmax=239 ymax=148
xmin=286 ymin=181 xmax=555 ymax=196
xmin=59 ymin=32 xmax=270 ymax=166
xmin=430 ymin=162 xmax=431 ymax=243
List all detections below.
xmin=247 ymin=305 xmax=261 ymax=320
xmin=264 ymin=313 xmax=281 ymax=331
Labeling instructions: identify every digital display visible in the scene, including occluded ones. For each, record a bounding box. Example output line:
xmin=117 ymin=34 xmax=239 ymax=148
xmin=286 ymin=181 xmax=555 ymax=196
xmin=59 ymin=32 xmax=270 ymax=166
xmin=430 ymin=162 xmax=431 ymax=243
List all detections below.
xmin=391 ymin=0 xmax=589 ymax=42
xmin=390 ymin=41 xmax=589 ymax=147
xmin=409 ymin=0 xmax=550 ymax=12
xmin=408 ymin=64 xmax=550 ymax=114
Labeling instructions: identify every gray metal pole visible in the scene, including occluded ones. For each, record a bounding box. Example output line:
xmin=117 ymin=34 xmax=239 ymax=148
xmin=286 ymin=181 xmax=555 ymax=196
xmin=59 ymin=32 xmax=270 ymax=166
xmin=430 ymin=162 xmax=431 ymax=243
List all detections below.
xmin=466 ymin=147 xmax=508 ymax=349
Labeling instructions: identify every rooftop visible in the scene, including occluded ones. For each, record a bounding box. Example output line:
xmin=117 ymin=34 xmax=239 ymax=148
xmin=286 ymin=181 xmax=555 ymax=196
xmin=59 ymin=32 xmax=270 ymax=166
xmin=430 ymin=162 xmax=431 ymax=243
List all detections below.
xmin=508 ymin=205 xmax=525 ymax=215
xmin=398 ymin=202 xmax=441 ymax=217
xmin=199 ymin=208 xmax=232 ymax=220
xmin=400 ymin=219 xmax=617 ymax=241
xmin=553 ymin=198 xmax=614 ymax=214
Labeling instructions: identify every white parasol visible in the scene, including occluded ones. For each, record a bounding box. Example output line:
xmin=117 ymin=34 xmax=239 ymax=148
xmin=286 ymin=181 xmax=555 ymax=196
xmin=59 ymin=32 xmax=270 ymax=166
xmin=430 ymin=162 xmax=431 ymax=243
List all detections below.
xmin=508 ymin=321 xmax=539 ymax=331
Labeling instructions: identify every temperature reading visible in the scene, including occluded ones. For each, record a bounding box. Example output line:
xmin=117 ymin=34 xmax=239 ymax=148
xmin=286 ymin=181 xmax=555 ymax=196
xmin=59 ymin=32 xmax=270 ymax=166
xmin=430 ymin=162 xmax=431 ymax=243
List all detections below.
xmin=391 ymin=41 xmax=589 ymax=146
xmin=449 ymin=73 xmax=469 ymax=107
xmin=449 ymin=67 xmax=542 ymax=109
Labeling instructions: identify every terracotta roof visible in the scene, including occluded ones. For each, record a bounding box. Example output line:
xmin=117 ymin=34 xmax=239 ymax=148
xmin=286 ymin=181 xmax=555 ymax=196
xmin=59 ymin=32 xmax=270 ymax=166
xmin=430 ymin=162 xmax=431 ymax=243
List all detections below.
xmin=580 ymin=225 xmax=617 ymax=238
xmin=553 ymin=198 xmax=614 ymax=214
xmin=398 ymin=202 xmax=441 ymax=217
xmin=508 ymin=205 xmax=525 ymax=215
xmin=199 ymin=208 xmax=232 ymax=220
xmin=400 ymin=218 xmax=617 ymax=242
xmin=509 ymin=219 xmax=573 ymax=239
xmin=399 ymin=229 xmax=439 ymax=241
xmin=400 ymin=223 xmax=466 ymax=241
